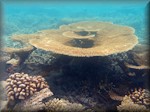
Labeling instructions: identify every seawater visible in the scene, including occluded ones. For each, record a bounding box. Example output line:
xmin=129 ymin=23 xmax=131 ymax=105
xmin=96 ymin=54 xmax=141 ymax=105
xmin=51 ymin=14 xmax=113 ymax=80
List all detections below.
xmin=0 ymin=1 xmax=150 ymax=111
xmin=2 ymin=1 xmax=149 ymax=47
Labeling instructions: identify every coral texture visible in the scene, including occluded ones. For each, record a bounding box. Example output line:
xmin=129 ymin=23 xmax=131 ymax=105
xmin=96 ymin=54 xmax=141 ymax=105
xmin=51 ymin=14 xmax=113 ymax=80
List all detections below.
xmin=6 ymin=58 xmax=20 ymax=67
xmin=29 ymin=21 xmax=138 ymax=57
xmin=117 ymin=88 xmax=150 ymax=112
xmin=125 ymin=44 xmax=150 ymax=70
xmin=45 ymin=98 xmax=85 ymax=112
xmin=129 ymin=88 xmax=150 ymax=106
xmin=25 ymin=49 xmax=57 ymax=65
xmin=5 ymin=73 xmax=49 ymax=101
xmin=62 ymin=30 xmax=96 ymax=39
xmin=2 ymin=44 xmax=34 ymax=54
xmin=0 ymin=81 xmax=8 ymax=111
xmin=0 ymin=51 xmax=11 ymax=62
xmin=11 ymin=33 xmax=42 ymax=43
xmin=14 ymin=88 xmax=53 ymax=111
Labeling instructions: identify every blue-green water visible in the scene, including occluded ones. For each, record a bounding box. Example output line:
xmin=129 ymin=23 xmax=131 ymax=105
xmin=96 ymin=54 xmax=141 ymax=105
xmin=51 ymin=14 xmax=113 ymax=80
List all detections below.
xmin=0 ymin=1 xmax=150 ymax=111
xmin=2 ymin=1 xmax=149 ymax=47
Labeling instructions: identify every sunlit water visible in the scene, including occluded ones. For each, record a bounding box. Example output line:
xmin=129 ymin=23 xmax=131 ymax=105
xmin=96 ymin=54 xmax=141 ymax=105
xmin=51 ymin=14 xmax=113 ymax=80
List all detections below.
xmin=2 ymin=1 xmax=149 ymax=47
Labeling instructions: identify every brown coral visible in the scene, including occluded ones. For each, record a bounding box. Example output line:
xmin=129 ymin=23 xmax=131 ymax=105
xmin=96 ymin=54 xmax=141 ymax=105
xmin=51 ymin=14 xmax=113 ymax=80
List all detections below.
xmin=0 ymin=51 xmax=11 ymax=62
xmin=59 ymin=21 xmax=135 ymax=36
xmin=117 ymin=88 xmax=150 ymax=112
xmin=11 ymin=33 xmax=42 ymax=43
xmin=5 ymin=73 xmax=49 ymax=101
xmin=62 ymin=31 xmax=96 ymax=39
xmin=6 ymin=58 xmax=20 ymax=67
xmin=129 ymin=88 xmax=150 ymax=106
xmin=2 ymin=44 xmax=34 ymax=66
xmin=14 ymin=88 xmax=53 ymax=111
xmin=125 ymin=62 xmax=150 ymax=70
xmin=45 ymin=98 xmax=85 ymax=112
xmin=117 ymin=95 xmax=149 ymax=112
xmin=2 ymin=44 xmax=34 ymax=54
xmin=0 ymin=81 xmax=8 ymax=111
xmin=29 ymin=21 xmax=138 ymax=57
xmin=1 ymin=34 xmax=35 ymax=63
xmin=125 ymin=44 xmax=150 ymax=70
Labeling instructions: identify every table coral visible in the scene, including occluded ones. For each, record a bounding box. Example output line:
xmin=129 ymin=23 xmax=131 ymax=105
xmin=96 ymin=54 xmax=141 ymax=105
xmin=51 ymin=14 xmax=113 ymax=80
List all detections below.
xmin=29 ymin=21 xmax=138 ymax=57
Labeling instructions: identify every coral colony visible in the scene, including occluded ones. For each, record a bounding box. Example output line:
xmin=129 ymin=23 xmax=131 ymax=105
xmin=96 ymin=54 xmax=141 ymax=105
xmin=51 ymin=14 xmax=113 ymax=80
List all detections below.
xmin=0 ymin=21 xmax=149 ymax=112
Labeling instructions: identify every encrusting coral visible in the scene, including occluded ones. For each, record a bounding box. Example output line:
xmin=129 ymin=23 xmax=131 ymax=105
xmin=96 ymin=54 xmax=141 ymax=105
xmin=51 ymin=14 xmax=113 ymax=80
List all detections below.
xmin=29 ymin=21 xmax=138 ymax=57
xmin=45 ymin=98 xmax=85 ymax=112
xmin=117 ymin=88 xmax=150 ymax=112
xmin=5 ymin=73 xmax=49 ymax=101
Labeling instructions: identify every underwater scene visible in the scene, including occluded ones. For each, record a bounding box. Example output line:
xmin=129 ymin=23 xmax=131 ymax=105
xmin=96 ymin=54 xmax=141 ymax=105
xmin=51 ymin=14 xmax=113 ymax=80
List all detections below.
xmin=0 ymin=1 xmax=150 ymax=112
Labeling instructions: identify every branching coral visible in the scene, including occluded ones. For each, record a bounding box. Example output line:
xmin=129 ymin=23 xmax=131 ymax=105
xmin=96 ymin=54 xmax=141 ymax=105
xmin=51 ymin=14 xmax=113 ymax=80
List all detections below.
xmin=5 ymin=73 xmax=49 ymax=101
xmin=45 ymin=98 xmax=85 ymax=112
xmin=117 ymin=88 xmax=150 ymax=112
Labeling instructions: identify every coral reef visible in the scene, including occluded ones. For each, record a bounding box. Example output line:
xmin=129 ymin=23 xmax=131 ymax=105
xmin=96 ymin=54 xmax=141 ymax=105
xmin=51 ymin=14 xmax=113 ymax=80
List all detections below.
xmin=45 ymin=98 xmax=85 ymax=112
xmin=6 ymin=58 xmax=20 ymax=67
xmin=5 ymin=73 xmax=49 ymax=101
xmin=11 ymin=33 xmax=44 ymax=44
xmin=125 ymin=62 xmax=150 ymax=70
xmin=62 ymin=30 xmax=96 ymax=39
xmin=2 ymin=5 xmax=148 ymax=111
xmin=2 ymin=45 xmax=33 ymax=54
xmin=29 ymin=21 xmax=138 ymax=57
xmin=0 ymin=51 xmax=11 ymax=63
xmin=117 ymin=88 xmax=150 ymax=112
xmin=125 ymin=44 xmax=150 ymax=70
xmin=2 ymin=44 xmax=34 ymax=67
xmin=129 ymin=88 xmax=150 ymax=106
xmin=25 ymin=49 xmax=58 ymax=65
xmin=14 ymin=88 xmax=53 ymax=111
xmin=109 ymin=90 xmax=123 ymax=101
xmin=0 ymin=81 xmax=8 ymax=111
